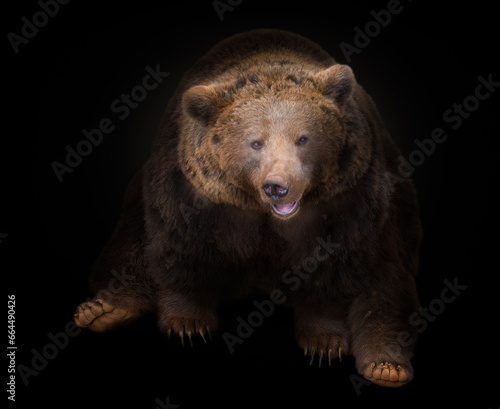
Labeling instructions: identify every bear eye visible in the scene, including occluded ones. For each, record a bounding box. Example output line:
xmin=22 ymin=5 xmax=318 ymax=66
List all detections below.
xmin=251 ymin=141 xmax=263 ymax=150
xmin=297 ymin=136 xmax=308 ymax=145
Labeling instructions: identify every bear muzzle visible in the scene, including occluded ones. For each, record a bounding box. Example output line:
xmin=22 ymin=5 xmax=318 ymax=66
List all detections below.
xmin=261 ymin=178 xmax=301 ymax=218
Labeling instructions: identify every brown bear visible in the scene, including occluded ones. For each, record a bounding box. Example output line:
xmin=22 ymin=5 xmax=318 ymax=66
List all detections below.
xmin=74 ymin=29 xmax=422 ymax=388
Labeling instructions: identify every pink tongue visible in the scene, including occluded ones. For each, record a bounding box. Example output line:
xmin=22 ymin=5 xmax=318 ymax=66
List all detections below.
xmin=273 ymin=202 xmax=297 ymax=215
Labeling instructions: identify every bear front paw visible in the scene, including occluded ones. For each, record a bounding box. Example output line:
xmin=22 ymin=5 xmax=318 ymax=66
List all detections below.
xmin=295 ymin=315 xmax=350 ymax=368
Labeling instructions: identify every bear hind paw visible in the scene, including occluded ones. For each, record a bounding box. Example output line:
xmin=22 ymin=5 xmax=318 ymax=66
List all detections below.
xmin=363 ymin=361 xmax=409 ymax=387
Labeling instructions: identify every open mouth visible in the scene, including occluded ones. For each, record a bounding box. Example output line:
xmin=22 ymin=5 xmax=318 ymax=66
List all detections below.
xmin=271 ymin=201 xmax=299 ymax=217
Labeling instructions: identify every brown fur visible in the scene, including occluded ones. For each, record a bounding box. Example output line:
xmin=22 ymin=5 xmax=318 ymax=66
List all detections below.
xmin=75 ymin=29 xmax=422 ymax=387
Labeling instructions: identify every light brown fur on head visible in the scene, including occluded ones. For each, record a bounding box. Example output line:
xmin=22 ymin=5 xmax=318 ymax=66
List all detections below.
xmin=178 ymin=50 xmax=372 ymax=218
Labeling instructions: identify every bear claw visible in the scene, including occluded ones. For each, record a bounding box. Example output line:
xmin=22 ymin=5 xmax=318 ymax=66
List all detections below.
xmin=303 ymin=344 xmax=344 ymax=368
xmin=175 ymin=325 xmax=211 ymax=346
xmin=160 ymin=316 xmax=215 ymax=346
xmin=299 ymin=330 xmax=349 ymax=368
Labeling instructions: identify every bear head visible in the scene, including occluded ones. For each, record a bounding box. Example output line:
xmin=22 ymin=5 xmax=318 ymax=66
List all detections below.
xmin=179 ymin=63 xmax=372 ymax=219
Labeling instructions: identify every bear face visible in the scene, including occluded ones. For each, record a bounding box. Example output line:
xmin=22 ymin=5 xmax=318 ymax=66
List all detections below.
xmin=180 ymin=64 xmax=372 ymax=219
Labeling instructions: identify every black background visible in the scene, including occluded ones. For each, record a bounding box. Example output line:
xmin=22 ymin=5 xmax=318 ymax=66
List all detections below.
xmin=3 ymin=1 xmax=499 ymax=408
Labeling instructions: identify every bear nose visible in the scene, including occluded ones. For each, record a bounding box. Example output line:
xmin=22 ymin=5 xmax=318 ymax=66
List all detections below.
xmin=262 ymin=180 xmax=289 ymax=199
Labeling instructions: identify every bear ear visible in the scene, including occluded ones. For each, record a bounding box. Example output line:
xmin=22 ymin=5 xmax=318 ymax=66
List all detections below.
xmin=313 ymin=64 xmax=355 ymax=105
xmin=182 ymin=85 xmax=229 ymax=125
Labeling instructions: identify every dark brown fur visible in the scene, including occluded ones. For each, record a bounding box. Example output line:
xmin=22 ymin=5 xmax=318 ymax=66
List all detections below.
xmin=77 ymin=30 xmax=421 ymax=387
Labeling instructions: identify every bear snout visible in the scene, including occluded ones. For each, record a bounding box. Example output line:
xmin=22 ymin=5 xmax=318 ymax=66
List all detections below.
xmin=262 ymin=179 xmax=289 ymax=200
xmin=260 ymin=176 xmax=302 ymax=218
